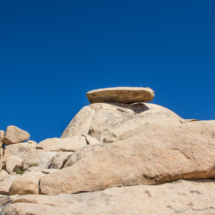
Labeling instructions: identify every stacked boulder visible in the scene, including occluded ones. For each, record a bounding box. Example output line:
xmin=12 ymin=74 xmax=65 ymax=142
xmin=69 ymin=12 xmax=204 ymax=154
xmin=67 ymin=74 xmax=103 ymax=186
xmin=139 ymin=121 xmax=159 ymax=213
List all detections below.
xmin=1 ymin=87 xmax=215 ymax=215
xmin=0 ymin=126 xmax=35 ymax=194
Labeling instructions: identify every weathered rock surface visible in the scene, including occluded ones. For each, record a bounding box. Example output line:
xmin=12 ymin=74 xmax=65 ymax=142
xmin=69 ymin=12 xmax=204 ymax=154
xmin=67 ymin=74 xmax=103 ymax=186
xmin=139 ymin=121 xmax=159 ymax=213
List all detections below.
xmin=0 ymin=130 xmax=4 ymax=148
xmin=41 ymin=120 xmax=215 ymax=195
xmin=61 ymin=103 xmax=182 ymax=142
xmin=27 ymin=140 xmax=37 ymax=148
xmin=9 ymin=172 xmax=45 ymax=195
xmin=6 ymin=156 xmax=23 ymax=174
xmin=23 ymin=150 xmax=58 ymax=170
xmin=0 ymin=175 xmax=19 ymax=195
xmin=3 ymin=180 xmax=215 ymax=215
xmin=3 ymin=126 xmax=30 ymax=145
xmin=48 ymin=152 xmax=73 ymax=169
xmin=0 ymin=158 xmax=6 ymax=170
xmin=3 ymin=142 xmax=36 ymax=159
xmin=61 ymin=105 xmax=95 ymax=138
xmin=0 ymin=170 xmax=9 ymax=177
xmin=37 ymin=136 xmax=87 ymax=152
xmin=64 ymin=144 xmax=107 ymax=168
xmin=84 ymin=134 xmax=100 ymax=144
xmin=86 ymin=87 xmax=155 ymax=104
xmin=0 ymin=148 xmax=3 ymax=160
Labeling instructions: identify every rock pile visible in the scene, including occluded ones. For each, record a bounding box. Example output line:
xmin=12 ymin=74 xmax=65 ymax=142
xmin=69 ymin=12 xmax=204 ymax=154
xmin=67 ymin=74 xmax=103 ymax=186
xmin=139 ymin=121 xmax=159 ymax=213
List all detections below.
xmin=0 ymin=87 xmax=215 ymax=215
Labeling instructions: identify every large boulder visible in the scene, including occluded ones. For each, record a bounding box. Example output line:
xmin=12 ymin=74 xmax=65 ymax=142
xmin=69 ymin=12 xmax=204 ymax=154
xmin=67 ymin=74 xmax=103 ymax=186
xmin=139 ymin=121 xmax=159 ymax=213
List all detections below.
xmin=9 ymin=172 xmax=45 ymax=195
xmin=86 ymin=87 xmax=155 ymax=104
xmin=6 ymin=156 xmax=23 ymax=174
xmin=40 ymin=120 xmax=215 ymax=195
xmin=61 ymin=103 xmax=182 ymax=142
xmin=0 ymin=130 xmax=4 ymax=148
xmin=23 ymin=150 xmax=58 ymax=170
xmin=3 ymin=126 xmax=30 ymax=145
xmin=4 ymin=180 xmax=215 ymax=215
xmin=37 ymin=136 xmax=87 ymax=152
xmin=3 ymin=142 xmax=36 ymax=159
xmin=0 ymin=175 xmax=20 ymax=195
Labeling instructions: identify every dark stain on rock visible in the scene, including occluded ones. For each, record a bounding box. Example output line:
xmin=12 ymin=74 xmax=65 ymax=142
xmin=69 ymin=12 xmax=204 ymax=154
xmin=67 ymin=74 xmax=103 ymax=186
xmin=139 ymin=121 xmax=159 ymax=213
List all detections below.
xmin=190 ymin=190 xmax=202 ymax=195
xmin=145 ymin=190 xmax=151 ymax=197
xmin=18 ymin=147 xmax=27 ymax=152
xmin=187 ymin=202 xmax=194 ymax=206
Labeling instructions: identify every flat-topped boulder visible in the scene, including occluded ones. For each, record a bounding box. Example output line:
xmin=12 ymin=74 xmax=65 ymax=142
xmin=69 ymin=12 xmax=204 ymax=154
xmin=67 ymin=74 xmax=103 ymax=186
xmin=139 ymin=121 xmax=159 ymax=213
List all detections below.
xmin=3 ymin=126 xmax=30 ymax=145
xmin=86 ymin=87 xmax=155 ymax=104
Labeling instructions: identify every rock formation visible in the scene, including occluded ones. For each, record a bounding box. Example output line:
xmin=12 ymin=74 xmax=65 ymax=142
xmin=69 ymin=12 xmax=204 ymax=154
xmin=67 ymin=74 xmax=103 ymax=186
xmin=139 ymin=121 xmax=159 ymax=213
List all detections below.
xmin=0 ymin=87 xmax=215 ymax=215
xmin=3 ymin=126 xmax=30 ymax=145
xmin=86 ymin=87 xmax=155 ymax=103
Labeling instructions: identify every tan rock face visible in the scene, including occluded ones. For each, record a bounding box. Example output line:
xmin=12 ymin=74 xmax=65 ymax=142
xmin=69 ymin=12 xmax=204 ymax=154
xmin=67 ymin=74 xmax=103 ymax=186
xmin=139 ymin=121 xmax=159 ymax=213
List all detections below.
xmin=61 ymin=102 xmax=182 ymax=142
xmin=86 ymin=87 xmax=155 ymax=104
xmin=27 ymin=140 xmax=38 ymax=148
xmin=0 ymin=175 xmax=20 ymax=194
xmin=23 ymin=150 xmax=58 ymax=170
xmin=48 ymin=152 xmax=73 ymax=169
xmin=0 ymin=170 xmax=9 ymax=177
xmin=40 ymin=120 xmax=215 ymax=195
xmin=4 ymin=180 xmax=215 ymax=215
xmin=3 ymin=126 xmax=30 ymax=145
xmin=84 ymin=135 xmax=100 ymax=144
xmin=64 ymin=144 xmax=107 ymax=168
xmin=0 ymin=148 xmax=3 ymax=159
xmin=0 ymin=130 xmax=4 ymax=148
xmin=9 ymin=172 xmax=45 ymax=195
xmin=4 ymin=142 xmax=36 ymax=159
xmin=0 ymin=157 xmax=6 ymax=169
xmin=6 ymin=156 xmax=23 ymax=174
xmin=61 ymin=105 xmax=95 ymax=138
xmin=37 ymin=137 xmax=87 ymax=152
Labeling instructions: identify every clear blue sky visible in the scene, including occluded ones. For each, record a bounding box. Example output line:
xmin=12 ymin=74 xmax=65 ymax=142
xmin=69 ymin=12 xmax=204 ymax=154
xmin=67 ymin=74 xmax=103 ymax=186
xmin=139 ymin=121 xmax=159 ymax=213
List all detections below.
xmin=1 ymin=0 xmax=215 ymax=143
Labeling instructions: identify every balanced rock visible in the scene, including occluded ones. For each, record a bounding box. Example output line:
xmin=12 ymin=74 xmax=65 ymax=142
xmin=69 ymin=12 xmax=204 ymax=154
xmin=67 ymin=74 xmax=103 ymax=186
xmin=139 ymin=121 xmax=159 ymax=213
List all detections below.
xmin=3 ymin=126 xmax=30 ymax=145
xmin=0 ymin=130 xmax=4 ymax=148
xmin=86 ymin=87 xmax=155 ymax=104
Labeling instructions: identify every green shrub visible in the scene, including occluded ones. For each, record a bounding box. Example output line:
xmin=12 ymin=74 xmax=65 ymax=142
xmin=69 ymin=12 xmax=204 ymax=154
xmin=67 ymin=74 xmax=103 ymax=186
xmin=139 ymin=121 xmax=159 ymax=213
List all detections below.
xmin=29 ymin=163 xmax=39 ymax=167
xmin=15 ymin=167 xmax=25 ymax=175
